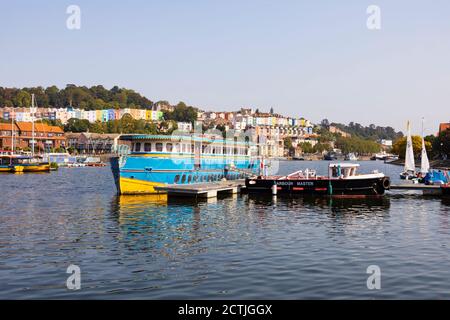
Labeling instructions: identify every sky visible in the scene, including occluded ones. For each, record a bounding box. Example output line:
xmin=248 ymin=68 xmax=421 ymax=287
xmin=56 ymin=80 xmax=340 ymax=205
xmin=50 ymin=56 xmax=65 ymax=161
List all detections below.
xmin=1 ymin=0 xmax=449 ymax=135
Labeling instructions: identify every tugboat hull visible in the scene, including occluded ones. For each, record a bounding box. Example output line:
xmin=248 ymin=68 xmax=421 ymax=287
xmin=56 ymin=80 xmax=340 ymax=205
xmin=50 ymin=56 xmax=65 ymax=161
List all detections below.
xmin=246 ymin=176 xmax=390 ymax=196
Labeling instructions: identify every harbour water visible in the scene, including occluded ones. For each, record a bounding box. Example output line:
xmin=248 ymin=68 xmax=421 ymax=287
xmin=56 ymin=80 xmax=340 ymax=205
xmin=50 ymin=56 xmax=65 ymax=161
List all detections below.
xmin=0 ymin=161 xmax=449 ymax=299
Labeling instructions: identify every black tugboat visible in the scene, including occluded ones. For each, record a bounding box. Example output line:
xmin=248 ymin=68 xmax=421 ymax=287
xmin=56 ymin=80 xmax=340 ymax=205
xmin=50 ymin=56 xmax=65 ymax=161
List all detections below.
xmin=246 ymin=163 xmax=390 ymax=196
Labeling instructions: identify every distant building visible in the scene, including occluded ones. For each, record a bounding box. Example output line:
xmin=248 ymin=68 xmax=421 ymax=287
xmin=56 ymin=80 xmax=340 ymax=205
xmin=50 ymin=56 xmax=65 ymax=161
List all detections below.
xmin=439 ymin=123 xmax=450 ymax=134
xmin=380 ymin=139 xmax=393 ymax=147
xmin=65 ymin=132 xmax=121 ymax=154
xmin=177 ymin=122 xmax=193 ymax=132
xmin=0 ymin=122 xmax=65 ymax=150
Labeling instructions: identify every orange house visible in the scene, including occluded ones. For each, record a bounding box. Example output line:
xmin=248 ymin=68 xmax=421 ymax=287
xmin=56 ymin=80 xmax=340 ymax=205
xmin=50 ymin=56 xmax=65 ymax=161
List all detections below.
xmin=0 ymin=122 xmax=66 ymax=151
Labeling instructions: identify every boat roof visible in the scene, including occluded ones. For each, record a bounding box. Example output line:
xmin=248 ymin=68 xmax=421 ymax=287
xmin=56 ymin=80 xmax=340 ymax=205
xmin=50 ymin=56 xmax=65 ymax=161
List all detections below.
xmin=329 ymin=163 xmax=360 ymax=168
xmin=120 ymin=134 xmax=255 ymax=146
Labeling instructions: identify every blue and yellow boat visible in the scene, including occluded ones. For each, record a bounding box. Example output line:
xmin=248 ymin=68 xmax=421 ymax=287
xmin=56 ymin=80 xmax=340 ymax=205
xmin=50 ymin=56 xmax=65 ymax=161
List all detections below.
xmin=0 ymin=155 xmax=25 ymax=173
xmin=110 ymin=134 xmax=261 ymax=194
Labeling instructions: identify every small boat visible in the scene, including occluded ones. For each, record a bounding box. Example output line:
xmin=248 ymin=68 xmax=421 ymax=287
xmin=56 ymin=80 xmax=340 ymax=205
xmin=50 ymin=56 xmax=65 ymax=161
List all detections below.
xmin=293 ymin=156 xmax=305 ymax=161
xmin=18 ymin=156 xmax=51 ymax=172
xmin=0 ymin=155 xmax=35 ymax=173
xmin=345 ymin=153 xmax=358 ymax=161
xmin=246 ymin=163 xmax=390 ymax=196
xmin=400 ymin=121 xmax=416 ymax=180
xmin=84 ymin=157 xmax=106 ymax=167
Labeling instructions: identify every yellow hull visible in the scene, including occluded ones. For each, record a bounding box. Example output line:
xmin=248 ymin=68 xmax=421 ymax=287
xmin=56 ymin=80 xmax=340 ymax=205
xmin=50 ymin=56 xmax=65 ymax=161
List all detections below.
xmin=13 ymin=166 xmax=24 ymax=173
xmin=119 ymin=177 xmax=166 ymax=195
xmin=0 ymin=166 xmax=24 ymax=173
xmin=22 ymin=164 xmax=51 ymax=172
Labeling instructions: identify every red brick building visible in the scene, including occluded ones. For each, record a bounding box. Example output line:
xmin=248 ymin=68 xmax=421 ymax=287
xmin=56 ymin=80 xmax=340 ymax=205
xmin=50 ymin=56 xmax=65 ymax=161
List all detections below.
xmin=439 ymin=123 xmax=450 ymax=135
xmin=0 ymin=122 xmax=66 ymax=151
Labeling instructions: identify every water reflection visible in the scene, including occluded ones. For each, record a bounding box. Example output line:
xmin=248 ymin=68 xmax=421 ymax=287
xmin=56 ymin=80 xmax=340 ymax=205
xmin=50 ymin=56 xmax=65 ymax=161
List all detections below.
xmin=110 ymin=195 xmax=207 ymax=259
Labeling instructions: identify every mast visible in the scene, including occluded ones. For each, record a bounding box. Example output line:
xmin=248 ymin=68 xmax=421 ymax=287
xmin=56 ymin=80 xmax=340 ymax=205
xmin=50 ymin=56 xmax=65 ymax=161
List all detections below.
xmin=404 ymin=120 xmax=415 ymax=173
xmin=10 ymin=109 xmax=14 ymax=165
xmin=420 ymin=118 xmax=430 ymax=174
xmin=31 ymin=94 xmax=35 ymax=157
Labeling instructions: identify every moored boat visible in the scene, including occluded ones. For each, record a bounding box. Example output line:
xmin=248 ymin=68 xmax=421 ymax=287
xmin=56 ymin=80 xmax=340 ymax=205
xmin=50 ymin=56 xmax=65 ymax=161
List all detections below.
xmin=246 ymin=163 xmax=390 ymax=196
xmin=400 ymin=121 xmax=416 ymax=180
xmin=345 ymin=153 xmax=358 ymax=161
xmin=111 ymin=134 xmax=261 ymax=195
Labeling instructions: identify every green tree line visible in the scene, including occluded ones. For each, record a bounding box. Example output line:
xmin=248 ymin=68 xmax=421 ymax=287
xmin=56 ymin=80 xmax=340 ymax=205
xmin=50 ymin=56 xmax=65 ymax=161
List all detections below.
xmin=64 ymin=115 xmax=178 ymax=135
xmin=320 ymin=119 xmax=403 ymax=141
xmin=0 ymin=85 xmax=154 ymax=110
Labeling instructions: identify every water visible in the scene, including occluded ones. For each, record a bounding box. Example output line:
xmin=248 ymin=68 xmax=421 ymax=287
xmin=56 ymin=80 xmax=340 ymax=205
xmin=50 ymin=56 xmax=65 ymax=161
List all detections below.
xmin=0 ymin=161 xmax=449 ymax=299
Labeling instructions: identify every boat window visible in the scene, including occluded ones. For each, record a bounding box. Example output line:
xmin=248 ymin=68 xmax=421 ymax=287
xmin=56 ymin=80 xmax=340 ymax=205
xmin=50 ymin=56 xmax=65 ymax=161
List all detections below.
xmin=193 ymin=175 xmax=198 ymax=182
xmin=144 ymin=143 xmax=152 ymax=152
xmin=202 ymin=145 xmax=207 ymax=154
xmin=181 ymin=144 xmax=185 ymax=153
xmin=181 ymin=175 xmax=187 ymax=183
xmin=135 ymin=143 xmax=141 ymax=152
xmin=166 ymin=143 xmax=173 ymax=152
xmin=156 ymin=143 xmax=163 ymax=152
xmin=188 ymin=175 xmax=192 ymax=183
xmin=191 ymin=144 xmax=194 ymax=153
xmin=174 ymin=175 xmax=180 ymax=184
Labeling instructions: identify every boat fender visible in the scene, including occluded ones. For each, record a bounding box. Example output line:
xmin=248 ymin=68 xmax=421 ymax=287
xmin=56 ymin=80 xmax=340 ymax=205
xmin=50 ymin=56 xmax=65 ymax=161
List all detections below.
xmin=382 ymin=178 xmax=390 ymax=190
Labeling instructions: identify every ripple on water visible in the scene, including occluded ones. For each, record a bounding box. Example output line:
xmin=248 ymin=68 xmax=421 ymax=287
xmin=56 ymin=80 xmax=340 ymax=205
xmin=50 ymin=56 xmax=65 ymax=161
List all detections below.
xmin=0 ymin=162 xmax=450 ymax=299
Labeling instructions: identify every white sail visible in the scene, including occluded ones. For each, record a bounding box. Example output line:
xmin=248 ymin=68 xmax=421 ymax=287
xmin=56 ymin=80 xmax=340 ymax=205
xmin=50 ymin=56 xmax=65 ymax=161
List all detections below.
xmin=420 ymin=119 xmax=430 ymax=174
xmin=404 ymin=121 xmax=415 ymax=172
xmin=420 ymin=137 xmax=429 ymax=174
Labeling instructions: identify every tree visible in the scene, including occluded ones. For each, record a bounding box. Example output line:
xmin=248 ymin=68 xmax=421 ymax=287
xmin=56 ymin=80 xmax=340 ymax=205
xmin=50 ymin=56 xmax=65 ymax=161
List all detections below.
xmin=321 ymin=119 xmax=330 ymax=128
xmin=14 ymin=90 xmax=31 ymax=107
xmin=434 ymin=129 xmax=450 ymax=159
xmin=299 ymin=142 xmax=313 ymax=153
xmin=163 ymin=102 xmax=197 ymax=124
xmin=64 ymin=118 xmax=90 ymax=132
xmin=313 ymin=143 xmax=332 ymax=153
xmin=392 ymin=136 xmax=432 ymax=159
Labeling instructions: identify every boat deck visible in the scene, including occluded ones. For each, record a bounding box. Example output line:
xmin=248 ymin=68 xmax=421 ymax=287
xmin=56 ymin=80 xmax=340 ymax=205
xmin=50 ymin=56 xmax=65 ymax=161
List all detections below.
xmin=154 ymin=180 xmax=246 ymax=198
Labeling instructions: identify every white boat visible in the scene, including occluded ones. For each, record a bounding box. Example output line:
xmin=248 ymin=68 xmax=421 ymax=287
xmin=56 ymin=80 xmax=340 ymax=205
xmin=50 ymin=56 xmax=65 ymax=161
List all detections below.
xmin=345 ymin=153 xmax=358 ymax=161
xmin=400 ymin=121 xmax=416 ymax=180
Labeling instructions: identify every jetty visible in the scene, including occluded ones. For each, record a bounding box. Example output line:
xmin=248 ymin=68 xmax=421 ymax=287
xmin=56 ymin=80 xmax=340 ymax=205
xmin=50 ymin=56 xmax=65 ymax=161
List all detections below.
xmin=154 ymin=180 xmax=246 ymax=198
xmin=389 ymin=184 xmax=442 ymax=196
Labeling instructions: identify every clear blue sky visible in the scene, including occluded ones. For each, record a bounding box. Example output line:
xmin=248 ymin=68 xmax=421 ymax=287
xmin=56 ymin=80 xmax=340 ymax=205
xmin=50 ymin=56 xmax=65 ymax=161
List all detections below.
xmin=1 ymin=0 xmax=449 ymax=134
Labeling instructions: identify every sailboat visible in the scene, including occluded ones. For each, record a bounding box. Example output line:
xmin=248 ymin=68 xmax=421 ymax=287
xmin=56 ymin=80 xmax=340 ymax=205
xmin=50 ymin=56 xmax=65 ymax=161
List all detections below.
xmin=400 ymin=121 xmax=416 ymax=180
xmin=420 ymin=118 xmax=430 ymax=177
xmin=19 ymin=94 xmax=51 ymax=172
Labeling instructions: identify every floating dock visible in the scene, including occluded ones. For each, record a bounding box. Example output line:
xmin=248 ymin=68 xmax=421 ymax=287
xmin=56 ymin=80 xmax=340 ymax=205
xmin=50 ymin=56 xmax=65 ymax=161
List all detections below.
xmin=155 ymin=181 xmax=444 ymax=199
xmin=389 ymin=184 xmax=442 ymax=195
xmin=154 ymin=180 xmax=246 ymax=198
